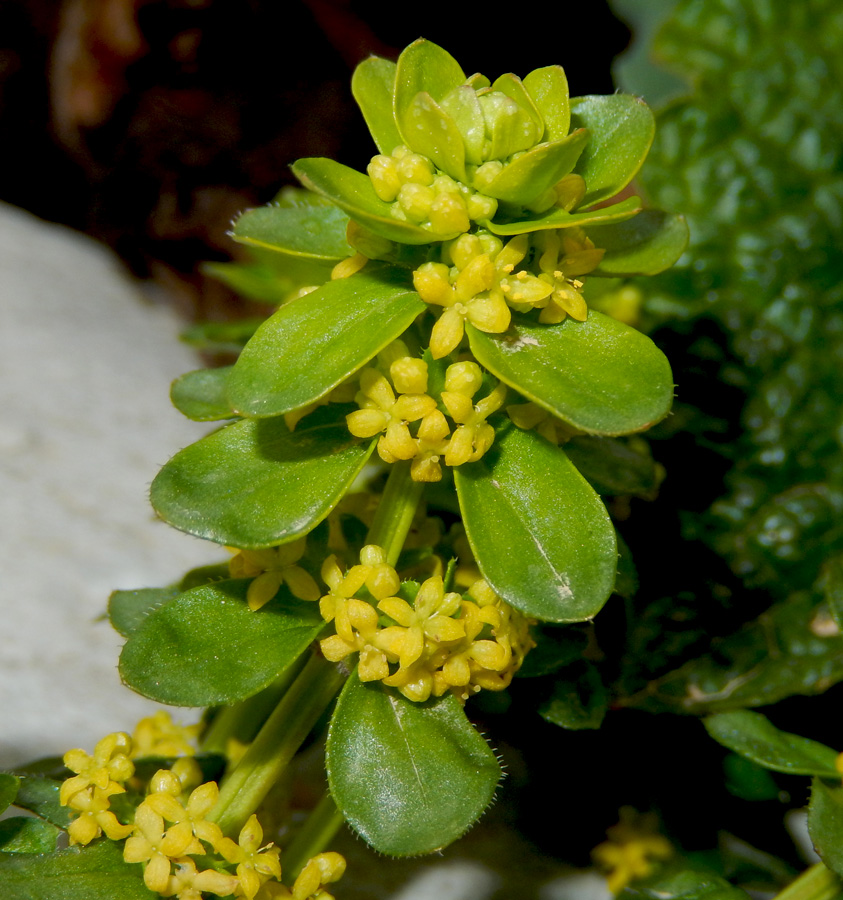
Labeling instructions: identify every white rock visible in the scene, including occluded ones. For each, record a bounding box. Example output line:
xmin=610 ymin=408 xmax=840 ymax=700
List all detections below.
xmin=0 ymin=202 xmax=216 ymax=767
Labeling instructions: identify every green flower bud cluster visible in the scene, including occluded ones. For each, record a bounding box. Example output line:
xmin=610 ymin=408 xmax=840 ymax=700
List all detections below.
xmin=368 ymin=145 xmax=498 ymax=238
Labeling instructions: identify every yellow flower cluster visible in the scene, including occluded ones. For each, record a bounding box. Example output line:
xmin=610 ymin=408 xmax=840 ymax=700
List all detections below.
xmin=506 ymin=401 xmax=578 ymax=446
xmin=229 ymin=538 xmax=321 ymax=610
xmin=592 ymin=808 xmax=673 ymax=894
xmin=346 ymin=341 xmax=506 ymax=482
xmin=412 ymin=228 xmax=603 ymax=356
xmin=368 ymin=145 xmax=497 ymax=238
xmin=131 ymin=710 xmax=201 ymax=759
xmin=318 ymin=545 xmax=534 ymax=702
xmin=60 ymin=730 xmax=346 ymax=900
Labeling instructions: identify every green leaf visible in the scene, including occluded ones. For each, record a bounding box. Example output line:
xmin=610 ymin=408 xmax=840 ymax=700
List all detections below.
xmin=809 ymin=779 xmax=843 ymax=879
xmin=633 ymin=592 xmax=843 ymax=714
xmin=523 ymin=65 xmax=570 ymax=141
xmin=703 ymin=710 xmax=841 ymax=777
xmin=231 ymin=204 xmax=351 ymax=261
xmin=180 ymin=319 xmax=263 ymax=354
xmin=0 ymin=773 xmax=18 ymax=814
xmin=618 ymin=866 xmax=752 ymax=900
xmin=539 ymin=661 xmax=608 ymax=729
xmin=150 ymin=408 xmax=375 ymax=549
xmin=723 ymin=753 xmax=781 ymax=802
xmin=563 ymin=435 xmax=662 ymax=496
xmin=12 ymin=776 xmax=72 ymax=829
xmin=440 ymin=86 xmax=485 ymax=165
xmin=468 ymin=312 xmax=674 ymax=436
xmin=455 ymin=424 xmax=617 ymax=622
xmin=170 ymin=367 xmax=234 ymax=422
xmin=0 ymin=840 xmax=156 ymax=899
xmin=484 ymin=195 xmax=642 ymax=235
xmin=227 ymin=266 xmax=425 ymax=418
xmin=108 ymin=587 xmax=180 ymax=637
xmin=0 ymin=818 xmax=59 ymax=854
xmin=352 ymin=56 xmax=401 ymax=154
xmin=570 ymin=94 xmax=655 ymax=206
xmin=401 ymin=92 xmax=466 ymax=182
xmin=480 ymin=130 xmax=588 ymax=204
xmin=589 ymin=210 xmax=690 ymax=277
xmin=326 ymin=672 xmax=500 ymax=856
xmin=394 ymin=40 xmax=466 ymax=146
xmin=119 ymin=579 xmax=324 ymax=706
xmin=293 ymin=158 xmax=453 ymax=244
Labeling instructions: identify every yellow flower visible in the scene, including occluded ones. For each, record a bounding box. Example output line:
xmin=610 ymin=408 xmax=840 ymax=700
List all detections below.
xmin=161 ymin=857 xmax=240 ymax=900
xmin=123 ymin=799 xmax=204 ymax=893
xmin=143 ymin=774 xmax=224 ymax=854
xmin=291 ymin=851 xmax=346 ymax=900
xmin=506 ymin=401 xmax=579 ymax=445
xmin=66 ymin=784 xmax=134 ymax=845
xmin=60 ymin=731 xmax=135 ymax=806
xmin=532 ymin=228 xmax=604 ymax=324
xmin=131 ymin=711 xmax=200 ymax=759
xmin=230 ymin=538 xmax=320 ymax=610
xmin=592 ymin=809 xmax=673 ymax=894
xmin=440 ymin=362 xmax=506 ymax=466
xmin=216 ymin=814 xmax=282 ymax=900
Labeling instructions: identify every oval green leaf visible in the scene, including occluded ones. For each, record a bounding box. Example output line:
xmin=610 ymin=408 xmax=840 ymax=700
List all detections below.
xmin=150 ymin=411 xmax=375 ymax=548
xmin=231 ymin=204 xmax=351 ymax=261
xmin=703 ymin=710 xmax=841 ymax=777
xmin=170 ymin=367 xmax=235 ymax=422
xmin=809 ymin=780 xmax=843 ymax=879
xmin=523 ymin=65 xmax=570 ymax=141
xmin=483 ymin=195 xmax=642 ymax=235
xmin=12 ymin=776 xmax=72 ymax=829
xmin=0 ymin=839 xmax=156 ymax=899
xmin=563 ymin=435 xmax=661 ymax=497
xmin=0 ymin=774 xmax=19 ymax=815
xmin=119 ymin=579 xmax=324 ymax=706
xmin=480 ymin=130 xmax=588 ymax=204
xmin=108 ymin=587 xmax=180 ymax=638
xmin=394 ymin=40 xmax=466 ymax=147
xmin=293 ymin=158 xmax=451 ymax=244
xmin=468 ymin=312 xmax=674 ymax=436
xmin=352 ymin=56 xmax=401 ymax=154
xmin=455 ymin=424 xmax=617 ymax=622
xmin=570 ymin=94 xmax=655 ymax=206
xmin=402 ymin=92 xmax=466 ymax=183
xmin=227 ymin=266 xmax=425 ymax=418
xmin=0 ymin=817 xmax=59 ymax=854
xmin=327 ymin=672 xmax=500 ymax=856
xmin=589 ymin=210 xmax=690 ymax=277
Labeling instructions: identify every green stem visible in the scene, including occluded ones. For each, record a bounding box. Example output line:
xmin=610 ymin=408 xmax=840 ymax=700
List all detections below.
xmin=200 ymin=655 xmax=307 ymax=755
xmin=775 ymin=864 xmax=843 ymax=900
xmin=366 ymin=461 xmax=425 ymax=566
xmin=281 ymin=792 xmax=345 ymax=883
xmin=208 ymin=652 xmax=345 ymax=836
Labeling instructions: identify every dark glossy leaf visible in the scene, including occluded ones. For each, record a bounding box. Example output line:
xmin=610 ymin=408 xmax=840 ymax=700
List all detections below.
xmin=723 ymin=754 xmax=781 ymax=802
xmin=523 ymin=65 xmax=570 ymax=141
xmin=516 ymin=626 xmax=589 ymax=678
xmin=540 ymin=661 xmax=607 ymax=730
xmin=618 ymin=866 xmax=751 ymax=900
xmin=809 ymin=779 xmax=843 ymax=879
xmin=0 ymin=818 xmax=59 ymax=854
xmin=589 ymin=210 xmax=690 ymax=277
xmin=327 ymin=673 xmax=500 ymax=856
xmin=632 ymin=592 xmax=843 ymax=714
xmin=227 ymin=266 xmax=425 ymax=418
xmin=170 ymin=367 xmax=235 ymax=422
xmin=570 ymin=94 xmax=655 ymax=206
xmin=231 ymin=204 xmax=351 ymax=260
xmin=13 ymin=777 xmax=72 ymax=829
xmin=150 ymin=410 xmax=375 ymax=549
xmin=455 ymin=424 xmax=616 ymax=622
xmin=704 ymin=710 xmax=840 ymax=777
xmin=120 ymin=579 xmax=324 ymax=706
xmin=178 ymin=563 xmax=231 ymax=591
xmin=108 ymin=587 xmax=180 ymax=638
xmin=352 ymin=56 xmax=401 ymax=154
xmin=0 ymin=773 xmax=18 ymax=814
xmin=481 ymin=130 xmax=588 ymax=204
xmin=484 ymin=195 xmax=642 ymax=235
xmin=0 ymin=840 xmax=155 ymax=899
xmin=468 ymin=312 xmax=673 ymax=436
xmin=293 ymin=159 xmax=449 ymax=244
xmin=564 ymin=435 xmax=662 ymax=496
